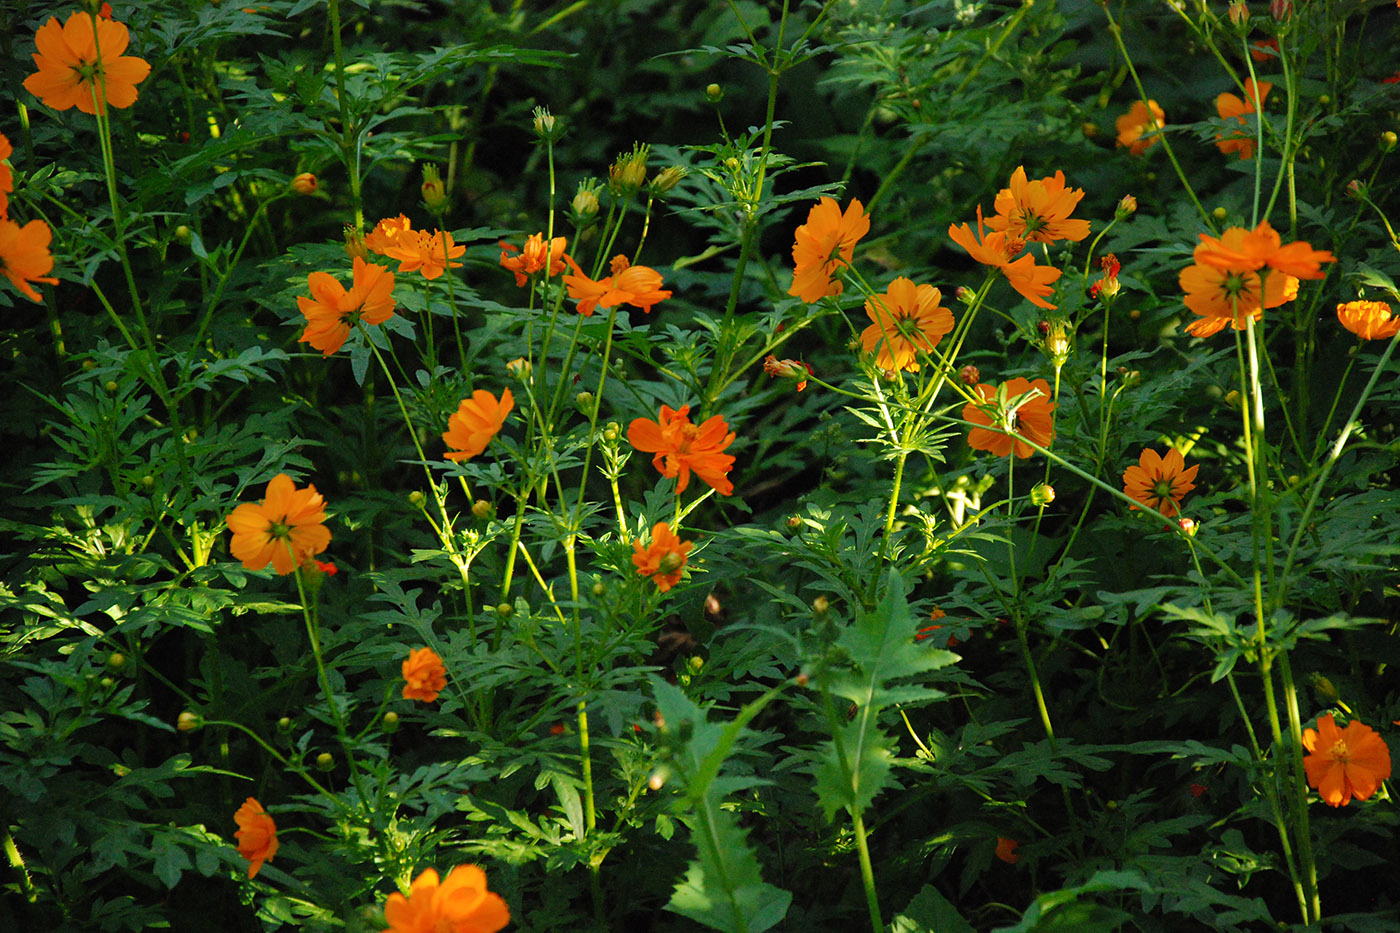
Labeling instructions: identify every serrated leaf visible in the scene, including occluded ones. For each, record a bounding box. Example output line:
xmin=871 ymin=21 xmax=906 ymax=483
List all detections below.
xmin=666 ymin=810 xmax=792 ymax=933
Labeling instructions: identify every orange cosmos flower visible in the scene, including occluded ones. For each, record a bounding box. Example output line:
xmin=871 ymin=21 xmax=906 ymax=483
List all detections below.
xmin=560 ymin=255 xmax=672 ymax=316
xmin=963 ymin=377 xmax=1056 ymax=459
xmin=23 ymin=11 xmax=151 ymax=115
xmin=384 ymin=228 xmax=465 ymax=280
xmin=365 ymin=214 xmax=413 ymax=256
xmin=443 ymin=389 xmax=513 ymax=462
xmin=402 ymin=647 xmax=447 ymax=703
xmin=1122 ymin=447 xmax=1199 ymax=518
xmin=860 ymin=277 xmax=954 ymax=372
xmin=788 ymin=197 xmax=870 ymax=303
xmin=296 ymin=256 xmax=397 ymax=357
xmin=1337 ymin=300 xmax=1400 ymax=340
xmin=995 ymin=837 xmax=1021 ymax=864
xmin=632 ymin=521 xmax=694 ymax=593
xmin=225 ymin=473 xmax=332 ymax=575
xmin=499 ymin=233 xmax=568 ymax=286
xmin=1215 ymin=79 xmax=1272 ymax=160
xmin=985 ymin=166 xmax=1091 ymax=244
xmin=1302 ymin=713 xmax=1392 ymax=807
xmin=1115 ymin=100 xmax=1166 ymax=155
xmin=0 ymin=217 xmax=60 ymax=303
xmin=1192 ymin=220 xmax=1334 ymax=280
xmin=381 ymin=865 xmax=510 ymax=933
xmin=0 ymin=132 xmax=12 ymax=217
xmin=628 ymin=404 xmax=736 ymax=495
xmin=1178 ymin=262 xmax=1292 ymax=337
xmin=233 ymin=797 xmax=279 ymax=880
xmin=948 ymin=206 xmax=1061 ymax=309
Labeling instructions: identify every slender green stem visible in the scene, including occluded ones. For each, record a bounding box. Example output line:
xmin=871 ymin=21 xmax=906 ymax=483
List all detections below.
xmin=851 ymin=808 xmax=883 ymax=933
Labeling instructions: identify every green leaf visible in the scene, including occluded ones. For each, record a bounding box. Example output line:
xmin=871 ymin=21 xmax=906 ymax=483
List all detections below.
xmin=666 ymin=812 xmax=793 ymax=933
xmin=891 ymin=885 xmax=978 ymax=933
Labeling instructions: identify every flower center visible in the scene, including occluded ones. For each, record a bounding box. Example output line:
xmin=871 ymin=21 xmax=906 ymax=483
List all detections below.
xmin=269 ymin=519 xmax=292 ymax=541
xmin=1152 ymin=478 xmax=1175 ymax=501
xmin=1329 ymin=739 xmax=1350 ymax=763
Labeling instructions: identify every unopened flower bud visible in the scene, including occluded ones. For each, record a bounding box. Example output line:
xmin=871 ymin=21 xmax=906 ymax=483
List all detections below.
xmin=106 ymin=652 xmax=127 ymax=671
xmin=608 ymin=143 xmax=650 ymax=197
xmin=1081 ymin=122 xmax=1099 ymax=139
xmin=1381 ymin=131 xmax=1398 ymax=153
xmin=316 ymin=752 xmax=335 ymax=772
xmin=1177 ymin=517 xmax=1197 ymax=536
xmin=1030 ymin=483 xmax=1056 ymax=506
xmin=174 ymin=224 xmax=192 ymax=243
xmin=420 ymin=164 xmax=447 ymax=212
xmin=532 ymin=106 xmax=559 ymax=140
xmin=1310 ymin=673 xmax=1339 ymax=702
xmin=571 ymin=181 xmax=602 ymax=227
xmin=705 ymin=83 xmax=723 ymax=103
xmin=408 ymin=490 xmax=426 ymax=509
xmin=1115 ymin=194 xmax=1137 ymax=218
xmin=382 ymin=711 xmax=400 ymax=733
xmin=82 ymin=359 xmax=97 ymax=370
xmin=177 ymin=711 xmax=202 ymax=732
xmin=959 ymin=364 xmax=980 ymax=386
xmin=1128 ymin=308 xmax=1141 ymax=320
xmin=290 ymin=172 xmax=318 ymax=195
xmin=1037 ymin=320 xmax=1051 ymax=335
xmin=1212 ymin=206 xmax=1228 ymax=222
xmin=591 ymin=581 xmax=606 ymax=597
xmin=651 ymin=166 xmax=687 ymax=196
xmin=1269 ymin=0 xmax=1291 ymax=20
xmin=104 ymin=380 xmax=119 ymax=393
xmin=955 ymin=286 xmax=975 ymax=303
xmin=343 ymin=224 xmax=368 ymax=260
xmin=795 ymin=671 xmax=809 ymax=687
xmin=1224 ymin=389 xmax=1241 ymax=409
xmin=812 ymin=595 xmax=829 ymax=614
xmin=276 ymin=716 xmax=293 ymax=733
xmin=141 ymin=474 xmax=154 ymax=489
xmin=496 ymin=602 xmax=513 ymax=619
xmin=471 ymin=499 xmax=493 ymax=520
xmin=659 ymin=553 xmax=685 ymax=574
xmin=506 ymin=357 xmax=532 ymax=381
xmin=99 ymin=676 xmax=116 ymax=689
xmin=1227 ymin=1 xmax=1249 ymax=28
xmin=786 ymin=515 xmax=802 ymax=530
xmin=575 ymin=391 xmax=595 ymax=414
xmin=1346 ymin=179 xmax=1367 ymax=199
xmin=603 ymin=422 xmax=621 ymax=442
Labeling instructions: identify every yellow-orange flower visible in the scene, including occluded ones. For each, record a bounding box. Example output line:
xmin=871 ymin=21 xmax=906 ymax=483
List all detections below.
xmin=860 ymin=277 xmax=954 ymax=372
xmin=365 ymin=214 xmax=413 ymax=256
xmin=296 ymin=256 xmax=397 ymax=357
xmin=561 ymin=255 xmax=672 ymax=316
xmin=632 ymin=521 xmax=694 ymax=593
xmin=1115 ymin=100 xmax=1165 ymax=155
xmin=1178 ymin=262 xmax=1291 ymax=337
xmin=1122 ymin=447 xmax=1199 ymax=518
xmin=381 ymin=865 xmax=509 ymax=933
xmin=628 ymin=404 xmax=736 ymax=495
xmin=23 ymin=11 xmax=150 ymax=115
xmin=0 ymin=217 xmax=60 ymax=303
xmin=0 ymin=132 xmax=12 ymax=217
xmin=788 ymin=198 xmax=870 ymax=303
xmin=1337 ymin=300 xmax=1400 ymax=340
xmin=499 ymin=233 xmax=568 ymax=286
xmin=985 ymin=166 xmax=1090 ymax=244
xmin=402 ymin=647 xmax=447 ymax=703
xmin=234 ymin=797 xmax=279 ymax=880
xmin=963 ymin=377 xmax=1056 ymax=459
xmin=1191 ymin=220 xmax=1334 ymax=280
xmin=443 ymin=389 xmax=513 ymax=462
xmin=385 ymin=229 xmax=465 ymax=280
xmin=1302 ymin=713 xmax=1392 ymax=807
xmin=948 ymin=207 xmax=1061 ymax=309
xmin=1215 ymin=79 xmax=1272 ymax=160
xmin=225 ymin=473 xmax=332 ymax=575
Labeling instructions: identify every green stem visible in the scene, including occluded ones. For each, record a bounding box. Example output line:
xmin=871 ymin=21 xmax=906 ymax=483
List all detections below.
xmin=851 ymin=808 xmax=883 ymax=933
